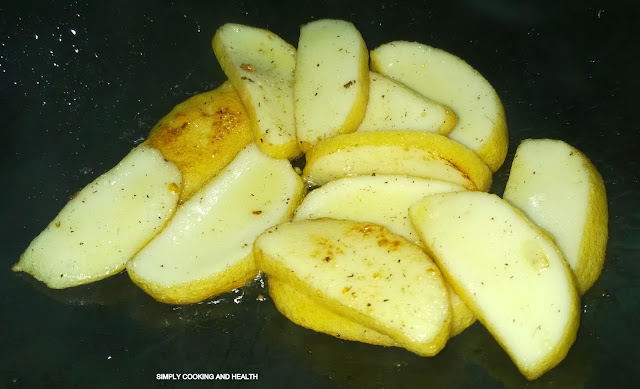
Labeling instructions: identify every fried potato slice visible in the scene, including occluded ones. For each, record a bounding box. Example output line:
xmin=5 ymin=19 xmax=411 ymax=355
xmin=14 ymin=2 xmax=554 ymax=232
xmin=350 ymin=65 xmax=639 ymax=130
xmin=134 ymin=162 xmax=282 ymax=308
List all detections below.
xmin=371 ymin=41 xmax=508 ymax=172
xmin=503 ymin=139 xmax=608 ymax=294
xmin=357 ymin=72 xmax=457 ymax=135
xmin=410 ymin=191 xmax=580 ymax=380
xmin=212 ymin=24 xmax=300 ymax=159
xmin=294 ymin=175 xmax=464 ymax=246
xmin=127 ymin=144 xmax=304 ymax=304
xmin=13 ymin=145 xmax=181 ymax=288
xmin=293 ymin=175 xmax=474 ymax=336
xmin=294 ymin=19 xmax=369 ymax=152
xmin=268 ymin=277 xmax=397 ymax=346
xmin=302 ymin=130 xmax=492 ymax=191
xmin=145 ymin=81 xmax=253 ymax=202
xmin=254 ymin=218 xmax=451 ymax=356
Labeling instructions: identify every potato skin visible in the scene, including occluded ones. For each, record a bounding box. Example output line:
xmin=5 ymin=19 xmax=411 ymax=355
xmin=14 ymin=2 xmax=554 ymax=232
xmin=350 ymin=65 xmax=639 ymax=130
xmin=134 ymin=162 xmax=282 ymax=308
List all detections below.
xmin=267 ymin=277 xmax=397 ymax=346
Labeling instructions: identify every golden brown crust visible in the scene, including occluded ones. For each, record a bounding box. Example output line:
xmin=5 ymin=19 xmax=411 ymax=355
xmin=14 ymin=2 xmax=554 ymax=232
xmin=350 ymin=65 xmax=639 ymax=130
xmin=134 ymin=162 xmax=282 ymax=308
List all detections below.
xmin=145 ymin=81 xmax=254 ymax=202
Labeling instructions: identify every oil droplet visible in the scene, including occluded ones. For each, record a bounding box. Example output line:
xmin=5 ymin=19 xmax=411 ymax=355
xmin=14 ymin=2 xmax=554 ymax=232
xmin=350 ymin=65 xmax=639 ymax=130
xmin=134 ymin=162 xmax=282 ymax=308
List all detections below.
xmin=232 ymin=288 xmax=244 ymax=304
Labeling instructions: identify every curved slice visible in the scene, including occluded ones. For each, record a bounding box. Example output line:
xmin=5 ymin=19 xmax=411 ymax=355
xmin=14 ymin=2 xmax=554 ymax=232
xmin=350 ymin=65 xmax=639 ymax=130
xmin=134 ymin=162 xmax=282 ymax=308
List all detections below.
xmin=145 ymin=81 xmax=253 ymax=202
xmin=213 ymin=24 xmax=300 ymax=159
xmin=274 ymin=272 xmax=474 ymax=341
xmin=293 ymin=175 xmax=474 ymax=336
xmin=268 ymin=277 xmax=397 ymax=346
xmin=370 ymin=41 xmax=508 ymax=172
xmin=302 ymin=130 xmax=492 ymax=191
xmin=254 ymin=218 xmax=451 ymax=357
xmin=127 ymin=144 xmax=304 ymax=304
xmin=410 ymin=191 xmax=580 ymax=380
xmin=357 ymin=72 xmax=457 ymax=135
xmin=294 ymin=175 xmax=465 ymax=246
xmin=503 ymin=139 xmax=608 ymax=294
xmin=13 ymin=145 xmax=182 ymax=289
xmin=294 ymin=19 xmax=369 ymax=152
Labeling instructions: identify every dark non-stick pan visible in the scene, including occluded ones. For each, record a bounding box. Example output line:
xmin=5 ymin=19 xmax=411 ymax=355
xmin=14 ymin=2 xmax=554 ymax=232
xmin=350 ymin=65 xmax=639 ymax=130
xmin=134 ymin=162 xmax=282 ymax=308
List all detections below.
xmin=2 ymin=1 xmax=639 ymax=387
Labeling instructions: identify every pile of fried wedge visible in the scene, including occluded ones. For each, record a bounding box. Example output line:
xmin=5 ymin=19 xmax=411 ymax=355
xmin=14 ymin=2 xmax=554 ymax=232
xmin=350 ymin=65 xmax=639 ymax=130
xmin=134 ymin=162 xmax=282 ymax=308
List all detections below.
xmin=13 ymin=20 xmax=608 ymax=380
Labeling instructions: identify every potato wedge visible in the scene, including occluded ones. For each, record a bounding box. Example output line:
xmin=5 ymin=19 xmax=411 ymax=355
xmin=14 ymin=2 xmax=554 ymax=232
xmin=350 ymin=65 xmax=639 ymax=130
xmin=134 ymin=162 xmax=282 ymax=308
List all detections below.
xmin=254 ymin=218 xmax=451 ymax=356
xmin=145 ymin=81 xmax=253 ymax=202
xmin=294 ymin=19 xmax=369 ymax=151
xmin=294 ymin=175 xmax=465 ymax=246
xmin=302 ymin=130 xmax=492 ymax=191
xmin=268 ymin=277 xmax=397 ymax=346
xmin=410 ymin=191 xmax=580 ymax=380
xmin=273 ymin=276 xmax=473 ymax=341
xmin=371 ymin=41 xmax=508 ymax=172
xmin=503 ymin=139 xmax=608 ymax=294
xmin=293 ymin=175 xmax=476 ymax=334
xmin=212 ymin=24 xmax=300 ymax=159
xmin=357 ymin=72 xmax=457 ymax=135
xmin=127 ymin=144 xmax=304 ymax=304
xmin=293 ymin=175 xmax=474 ymax=336
xmin=13 ymin=145 xmax=181 ymax=289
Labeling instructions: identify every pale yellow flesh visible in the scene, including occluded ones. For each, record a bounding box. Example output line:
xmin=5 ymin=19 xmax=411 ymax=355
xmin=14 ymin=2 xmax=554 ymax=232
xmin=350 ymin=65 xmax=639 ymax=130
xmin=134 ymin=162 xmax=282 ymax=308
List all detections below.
xmin=268 ymin=277 xmax=397 ymax=346
xmin=13 ymin=145 xmax=181 ymax=289
xmin=409 ymin=192 xmax=580 ymax=380
xmin=357 ymin=72 xmax=457 ymax=135
xmin=212 ymin=24 xmax=300 ymax=159
xmin=127 ymin=144 xmax=304 ymax=304
xmin=145 ymin=81 xmax=253 ymax=202
xmin=503 ymin=139 xmax=608 ymax=294
xmin=293 ymin=175 xmax=474 ymax=336
xmin=302 ymin=130 xmax=492 ymax=191
xmin=370 ymin=41 xmax=508 ymax=172
xmin=254 ymin=218 xmax=451 ymax=356
xmin=294 ymin=175 xmax=465 ymax=247
xmin=294 ymin=19 xmax=369 ymax=151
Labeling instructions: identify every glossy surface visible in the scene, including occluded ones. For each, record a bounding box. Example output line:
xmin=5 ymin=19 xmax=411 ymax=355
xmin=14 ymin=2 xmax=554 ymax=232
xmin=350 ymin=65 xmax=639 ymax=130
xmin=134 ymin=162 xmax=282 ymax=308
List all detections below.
xmin=2 ymin=0 xmax=639 ymax=387
xmin=13 ymin=145 xmax=181 ymax=289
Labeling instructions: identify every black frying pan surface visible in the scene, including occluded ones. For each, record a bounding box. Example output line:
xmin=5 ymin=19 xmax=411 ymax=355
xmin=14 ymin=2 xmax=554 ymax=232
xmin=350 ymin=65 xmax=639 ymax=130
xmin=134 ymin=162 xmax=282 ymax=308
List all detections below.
xmin=2 ymin=1 xmax=639 ymax=388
